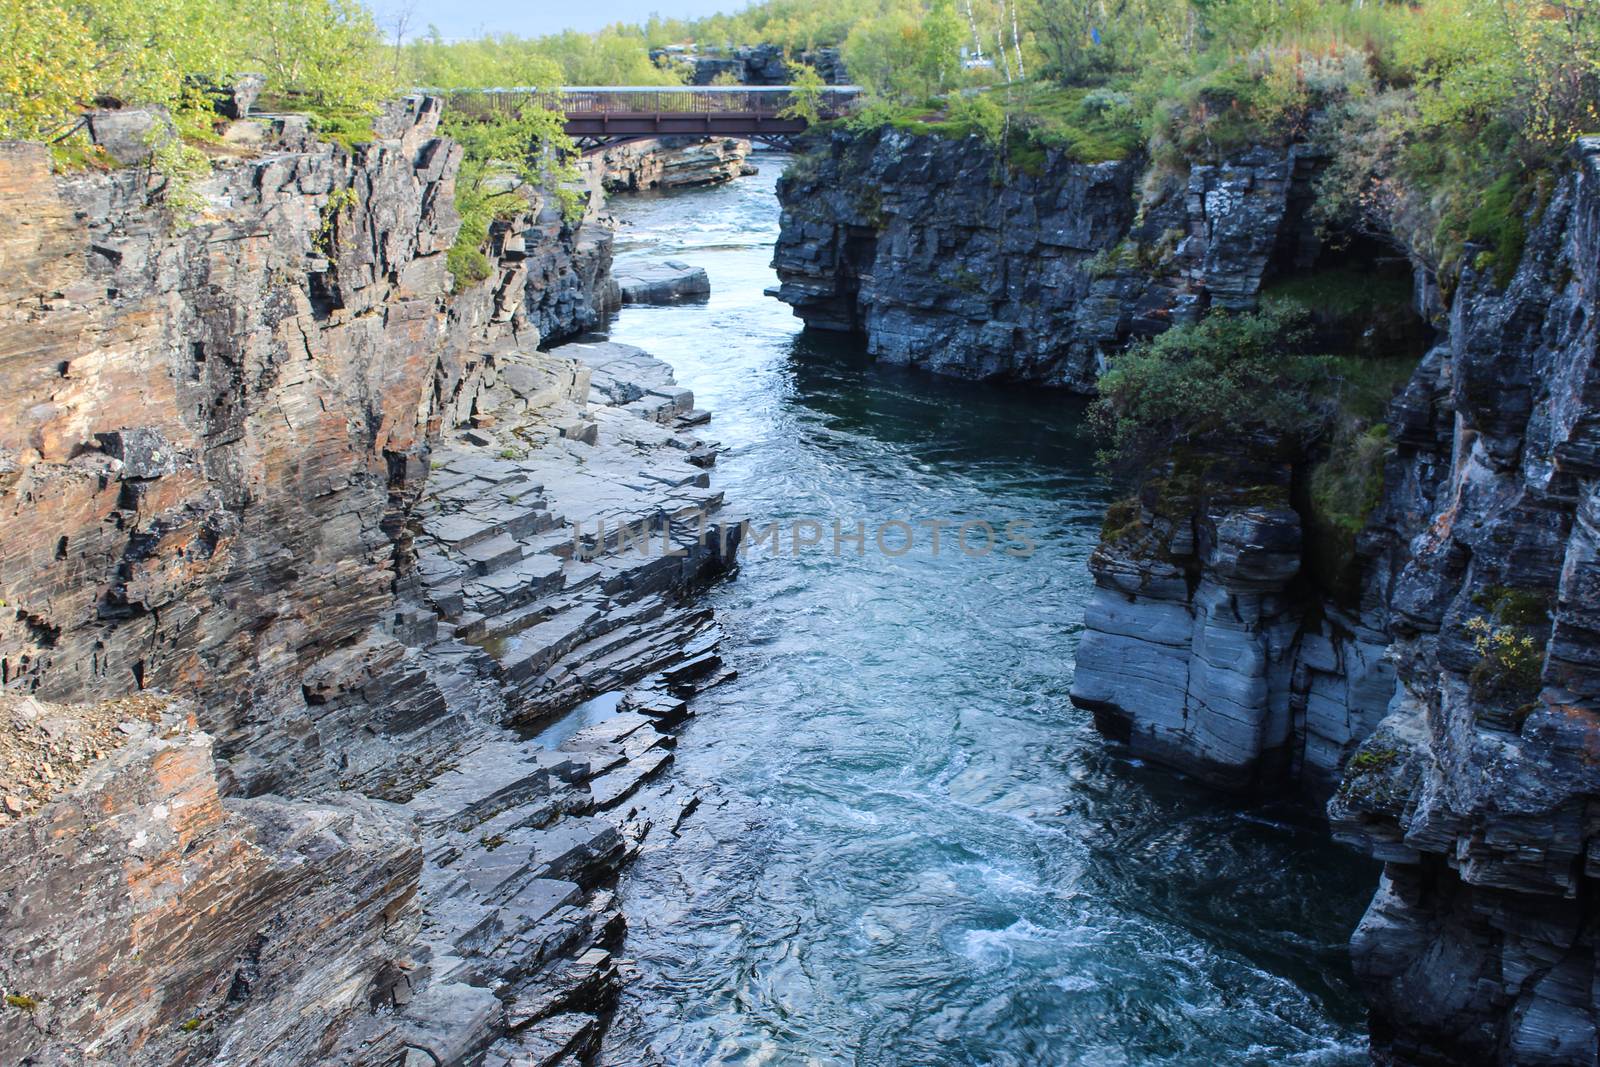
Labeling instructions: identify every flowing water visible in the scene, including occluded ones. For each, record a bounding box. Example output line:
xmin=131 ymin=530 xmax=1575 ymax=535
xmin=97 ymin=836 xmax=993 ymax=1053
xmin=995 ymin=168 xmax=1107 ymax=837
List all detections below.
xmin=591 ymin=156 xmax=1378 ymax=1066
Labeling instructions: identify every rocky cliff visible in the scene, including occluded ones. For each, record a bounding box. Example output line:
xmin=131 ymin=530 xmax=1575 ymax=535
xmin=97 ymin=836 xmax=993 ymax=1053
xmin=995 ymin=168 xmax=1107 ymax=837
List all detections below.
xmin=0 ymin=99 xmax=736 ymax=1066
xmin=1311 ymin=138 xmax=1600 ymax=1065
xmin=771 ymin=127 xmax=1322 ymax=386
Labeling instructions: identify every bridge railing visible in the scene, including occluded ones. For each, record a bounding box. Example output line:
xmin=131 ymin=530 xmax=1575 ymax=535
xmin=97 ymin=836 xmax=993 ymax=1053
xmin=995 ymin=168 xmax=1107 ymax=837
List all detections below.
xmin=441 ymin=85 xmax=861 ymax=120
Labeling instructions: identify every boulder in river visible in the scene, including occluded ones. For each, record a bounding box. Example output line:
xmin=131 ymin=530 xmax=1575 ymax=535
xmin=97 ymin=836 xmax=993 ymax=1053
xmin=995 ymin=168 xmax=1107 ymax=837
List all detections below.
xmin=614 ymin=259 xmax=711 ymax=305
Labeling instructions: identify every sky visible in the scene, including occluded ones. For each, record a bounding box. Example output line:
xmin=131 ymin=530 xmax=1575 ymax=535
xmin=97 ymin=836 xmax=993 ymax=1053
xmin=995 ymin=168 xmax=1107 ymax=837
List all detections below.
xmin=380 ymin=0 xmax=742 ymax=40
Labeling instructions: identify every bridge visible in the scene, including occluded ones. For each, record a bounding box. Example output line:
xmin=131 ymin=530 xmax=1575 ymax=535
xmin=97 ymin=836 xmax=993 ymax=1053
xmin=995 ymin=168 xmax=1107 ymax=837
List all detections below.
xmin=444 ymin=86 xmax=862 ymax=152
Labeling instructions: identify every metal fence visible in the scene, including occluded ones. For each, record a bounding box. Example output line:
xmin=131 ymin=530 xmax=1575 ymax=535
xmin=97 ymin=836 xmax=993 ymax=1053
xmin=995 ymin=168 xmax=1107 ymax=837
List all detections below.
xmin=440 ymin=86 xmax=861 ymax=120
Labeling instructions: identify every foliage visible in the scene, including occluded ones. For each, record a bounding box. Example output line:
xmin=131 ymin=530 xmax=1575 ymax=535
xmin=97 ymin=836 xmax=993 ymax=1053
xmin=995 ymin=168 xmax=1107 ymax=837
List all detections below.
xmin=947 ymin=91 xmax=1006 ymax=145
xmin=1261 ymin=266 xmax=1413 ymax=320
xmin=0 ymin=0 xmax=100 ymax=140
xmin=239 ymin=0 xmax=393 ymax=113
xmin=440 ymin=100 xmax=580 ymax=292
xmin=0 ymin=0 xmax=397 ymax=193
xmin=1029 ymin=0 xmax=1186 ymax=83
xmin=1467 ymin=616 xmax=1544 ymax=708
xmin=1004 ymin=82 xmax=1143 ymax=163
xmin=1089 ymin=306 xmax=1328 ymax=474
xmin=842 ymin=0 xmax=964 ymax=103
xmin=1463 ymin=173 xmax=1530 ymax=287
xmin=404 ymin=26 xmax=681 ymax=88
xmin=676 ymin=0 xmax=900 ymax=50
xmin=144 ymin=122 xmax=211 ymax=226
xmin=1313 ymin=0 xmax=1600 ymax=282
xmin=313 ymin=184 xmax=359 ymax=256
xmin=74 ymin=0 xmax=238 ymax=119
xmin=1309 ymin=423 xmax=1388 ymax=535
xmin=1145 ymin=45 xmax=1370 ymax=170
xmin=1347 ymin=747 xmax=1398 ymax=773
xmin=1464 ymin=584 xmax=1551 ymax=721
xmin=779 ymin=61 xmax=827 ymax=125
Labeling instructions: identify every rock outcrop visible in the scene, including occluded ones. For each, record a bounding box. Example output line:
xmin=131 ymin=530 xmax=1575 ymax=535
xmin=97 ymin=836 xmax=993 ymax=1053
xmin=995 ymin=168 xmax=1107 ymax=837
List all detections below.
xmin=771 ymin=128 xmax=1321 ymax=387
xmin=589 ymin=136 xmax=753 ymax=192
xmin=649 ymin=43 xmax=849 ymax=86
xmin=0 ymin=98 xmax=736 ymax=1066
xmin=1068 ymin=134 xmax=1600 ymax=1060
xmin=1070 ymin=445 xmax=1395 ymax=791
xmin=612 ymin=258 xmax=711 ymax=304
xmin=1316 ymin=138 xmax=1600 ymax=1065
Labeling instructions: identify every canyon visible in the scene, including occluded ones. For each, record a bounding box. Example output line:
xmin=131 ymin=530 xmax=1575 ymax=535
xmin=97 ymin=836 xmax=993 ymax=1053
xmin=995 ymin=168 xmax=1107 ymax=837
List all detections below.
xmin=773 ymin=124 xmax=1600 ymax=1063
xmin=0 ymin=78 xmax=1595 ymax=1067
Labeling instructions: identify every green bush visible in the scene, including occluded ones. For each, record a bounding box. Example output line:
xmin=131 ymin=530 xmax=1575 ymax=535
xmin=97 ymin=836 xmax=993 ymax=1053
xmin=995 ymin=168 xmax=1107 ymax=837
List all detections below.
xmin=440 ymin=100 xmax=581 ymax=292
xmin=1090 ymin=305 xmax=1328 ymax=473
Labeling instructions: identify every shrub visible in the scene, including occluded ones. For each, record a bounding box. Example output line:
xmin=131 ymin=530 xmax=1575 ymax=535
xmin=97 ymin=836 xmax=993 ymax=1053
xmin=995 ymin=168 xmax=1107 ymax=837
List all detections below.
xmin=1090 ymin=305 xmax=1328 ymax=473
xmin=1309 ymin=423 xmax=1389 ymax=535
xmin=842 ymin=0 xmax=962 ymax=103
xmin=779 ymin=61 xmax=827 ymax=125
xmin=1467 ymin=615 xmax=1544 ymax=708
xmin=441 ymin=98 xmax=581 ymax=292
xmin=240 ymin=0 xmax=394 ymax=114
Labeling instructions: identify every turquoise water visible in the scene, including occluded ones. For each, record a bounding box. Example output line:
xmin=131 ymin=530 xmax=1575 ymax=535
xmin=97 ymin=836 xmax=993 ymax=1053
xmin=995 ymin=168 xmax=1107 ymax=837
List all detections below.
xmin=594 ymin=157 xmax=1376 ymax=1066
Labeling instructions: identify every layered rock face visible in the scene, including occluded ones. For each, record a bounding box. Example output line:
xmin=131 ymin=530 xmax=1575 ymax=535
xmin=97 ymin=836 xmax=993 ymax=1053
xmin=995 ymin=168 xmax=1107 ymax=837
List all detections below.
xmin=0 ymin=101 xmax=736 ymax=1065
xmin=649 ymin=43 xmax=849 ymax=85
xmin=771 ymin=129 xmax=1321 ymax=387
xmin=1319 ymin=139 xmax=1600 ymax=1065
xmin=1072 ymin=137 xmax=1600 ymax=1060
xmin=1070 ymin=447 xmax=1395 ymax=792
xmin=589 ymin=136 xmax=753 ymax=193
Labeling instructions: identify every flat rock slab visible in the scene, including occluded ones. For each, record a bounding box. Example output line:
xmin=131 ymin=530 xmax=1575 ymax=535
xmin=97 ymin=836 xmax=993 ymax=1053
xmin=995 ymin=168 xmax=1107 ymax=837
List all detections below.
xmin=613 ymin=258 xmax=710 ymax=304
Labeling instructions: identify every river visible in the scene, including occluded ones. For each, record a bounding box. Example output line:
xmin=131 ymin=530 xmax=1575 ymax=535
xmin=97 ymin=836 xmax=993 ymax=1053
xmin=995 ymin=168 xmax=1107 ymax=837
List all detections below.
xmin=590 ymin=155 xmax=1377 ymax=1066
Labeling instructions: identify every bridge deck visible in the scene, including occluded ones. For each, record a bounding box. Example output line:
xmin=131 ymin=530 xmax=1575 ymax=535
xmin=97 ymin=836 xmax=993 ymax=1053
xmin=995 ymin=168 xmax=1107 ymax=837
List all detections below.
xmin=442 ymin=85 xmax=860 ymax=148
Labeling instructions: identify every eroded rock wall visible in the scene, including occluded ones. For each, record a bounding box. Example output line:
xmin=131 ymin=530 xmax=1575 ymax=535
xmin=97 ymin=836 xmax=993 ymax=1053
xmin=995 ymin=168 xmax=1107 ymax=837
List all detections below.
xmin=1069 ymin=443 xmax=1395 ymax=791
xmin=1321 ymin=138 xmax=1600 ymax=1065
xmin=588 ymin=136 xmax=753 ymax=193
xmin=1070 ymin=134 xmax=1600 ymax=1060
xmin=0 ymin=98 xmax=731 ymax=1066
xmin=771 ymin=128 xmax=1321 ymax=387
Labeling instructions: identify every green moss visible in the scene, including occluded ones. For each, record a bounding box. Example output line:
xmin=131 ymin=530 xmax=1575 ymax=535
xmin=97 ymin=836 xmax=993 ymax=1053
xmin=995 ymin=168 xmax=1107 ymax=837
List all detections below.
xmin=49 ymin=137 xmax=118 ymax=173
xmin=5 ymin=994 xmax=40 ymax=1011
xmin=1348 ymin=747 xmax=1397 ymax=773
xmin=1473 ymin=586 xmax=1552 ymax=629
xmin=844 ymin=83 xmax=1142 ymax=170
xmin=1464 ymin=173 xmax=1529 ymax=288
xmin=313 ymin=185 xmax=359 ymax=258
xmin=1005 ymin=85 xmax=1143 ymax=164
xmin=1100 ymin=497 xmax=1142 ymax=544
xmin=1309 ymin=423 xmax=1390 ymax=536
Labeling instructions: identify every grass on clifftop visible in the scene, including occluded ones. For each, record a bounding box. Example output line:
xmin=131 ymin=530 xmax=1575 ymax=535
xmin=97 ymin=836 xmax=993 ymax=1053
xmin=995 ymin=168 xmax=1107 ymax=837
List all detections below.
xmin=839 ymin=82 xmax=1144 ymax=170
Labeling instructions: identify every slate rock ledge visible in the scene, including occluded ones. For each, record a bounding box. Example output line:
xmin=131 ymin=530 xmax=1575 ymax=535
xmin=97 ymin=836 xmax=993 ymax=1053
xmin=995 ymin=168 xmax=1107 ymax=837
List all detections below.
xmin=0 ymin=100 xmax=736 ymax=1066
